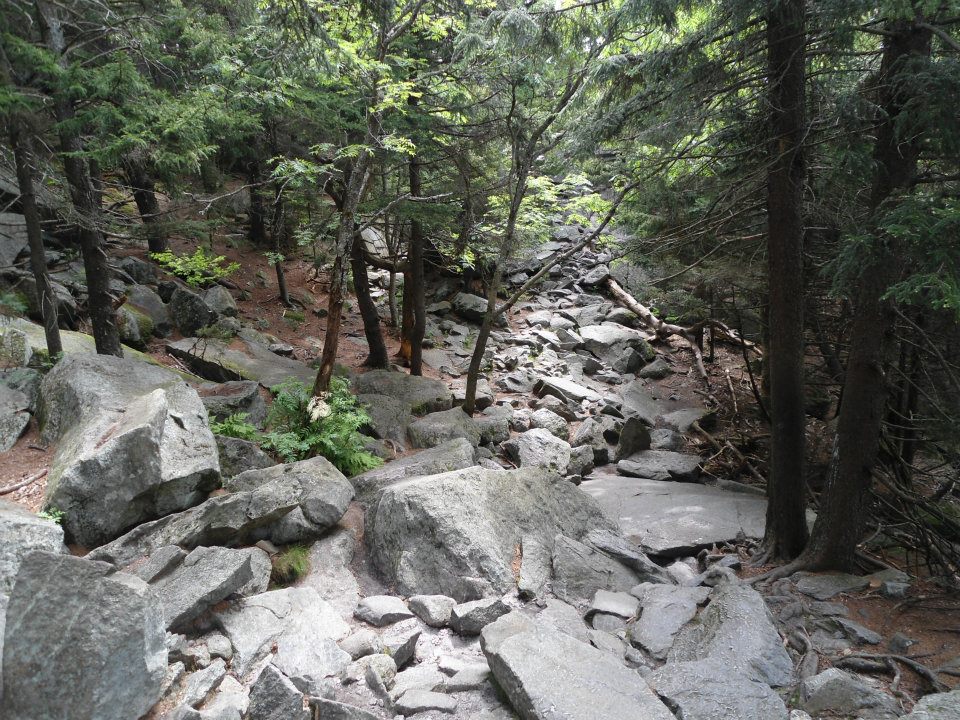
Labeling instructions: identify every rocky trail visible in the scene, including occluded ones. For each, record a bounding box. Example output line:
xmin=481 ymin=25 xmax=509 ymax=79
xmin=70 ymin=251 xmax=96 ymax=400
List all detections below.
xmin=1 ymin=213 xmax=959 ymax=720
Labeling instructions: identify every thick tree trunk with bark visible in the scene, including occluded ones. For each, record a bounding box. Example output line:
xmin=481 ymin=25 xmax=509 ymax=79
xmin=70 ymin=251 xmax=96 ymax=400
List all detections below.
xmin=759 ymin=0 xmax=809 ymax=562
xmin=796 ymin=17 xmax=932 ymax=572
xmin=10 ymin=120 xmax=62 ymax=355
xmin=314 ymin=149 xmax=373 ymax=394
xmin=350 ymin=233 xmax=389 ymax=368
xmin=36 ymin=0 xmax=121 ymax=356
xmin=408 ymin=151 xmax=426 ymax=376
xmin=124 ymin=154 xmax=166 ymax=253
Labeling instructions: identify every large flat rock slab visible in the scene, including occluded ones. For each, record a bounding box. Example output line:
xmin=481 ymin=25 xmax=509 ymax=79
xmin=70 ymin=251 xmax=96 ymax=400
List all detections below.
xmin=581 ymin=474 xmax=767 ymax=557
xmin=166 ymin=336 xmax=316 ymax=388
xmin=481 ymin=616 xmax=674 ymax=720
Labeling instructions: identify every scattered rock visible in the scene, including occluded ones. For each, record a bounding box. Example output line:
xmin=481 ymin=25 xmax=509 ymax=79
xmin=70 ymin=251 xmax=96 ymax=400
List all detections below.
xmin=409 ymin=595 xmax=457 ymax=628
xmin=0 ymin=551 xmax=166 ymax=720
xmin=902 ymin=687 xmax=960 ymax=719
xmin=215 ymin=435 xmax=275 ymax=478
xmin=450 ymin=597 xmax=511 ymax=636
xmin=169 ymin=286 xmax=217 ymax=336
xmin=529 ymin=408 xmax=569 ymax=440
xmin=352 ymin=370 xmax=452 ymax=415
xmin=408 ymin=407 xmax=481 ymax=448
xmin=552 ymin=534 xmax=642 ymax=604
xmin=198 ymin=380 xmax=267 ymax=427
xmin=395 ymin=690 xmax=458 ymax=715
xmin=39 ymin=353 xmax=220 ymax=547
xmin=628 ymin=584 xmax=710 ymax=659
xmin=246 ymin=664 xmax=308 ymax=720
xmin=354 ymin=595 xmax=414 ymax=627
xmin=800 ymin=668 xmax=900 ymax=719
xmin=351 ymin=438 xmax=476 ymax=502
xmin=794 ymin=572 xmax=871 ymax=600
xmin=617 ymin=449 xmax=702 ymax=482
xmin=503 ymin=428 xmax=572 ymax=475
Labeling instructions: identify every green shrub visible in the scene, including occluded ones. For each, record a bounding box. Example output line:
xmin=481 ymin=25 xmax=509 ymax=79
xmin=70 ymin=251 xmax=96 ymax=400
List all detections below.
xmin=210 ymin=412 xmax=259 ymax=441
xmin=151 ymin=248 xmax=240 ymax=288
xmin=261 ymin=377 xmax=382 ymax=476
xmin=270 ymin=545 xmax=311 ymax=586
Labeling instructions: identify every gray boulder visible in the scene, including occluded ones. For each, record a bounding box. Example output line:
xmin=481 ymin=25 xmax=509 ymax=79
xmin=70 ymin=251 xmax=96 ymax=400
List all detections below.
xmin=0 ymin=501 xmax=65 ymax=596
xmin=224 ymin=456 xmax=354 ymax=544
xmin=481 ymin=615 xmax=674 ymax=720
xmin=369 ymin=466 xmax=616 ymax=601
xmin=570 ymin=416 xmax=614 ymax=465
xmin=203 ymin=286 xmax=238 ymax=317
xmin=408 ymin=595 xmax=457 ymax=628
xmin=669 ymin=583 xmax=794 ymax=687
xmin=170 ymin=286 xmax=216 ymax=336
xmin=628 ymin=583 xmax=710 ymax=659
xmin=198 ymin=380 xmax=267 ymax=427
xmin=358 ymin=392 xmax=411 ymax=448
xmin=533 ymin=376 xmax=601 ymax=404
xmin=503 ymin=428 xmax=572 ymax=475
xmin=552 ymin=534 xmax=642 ymax=605
xmin=408 ymin=407 xmax=481 ymax=448
xmin=0 ymin=384 xmax=30 ymax=452
xmin=450 ymin=597 xmax=511 ymax=636
xmin=903 ymin=687 xmax=960 ymax=719
xmin=0 ymin=551 xmax=166 ymax=720
xmin=452 ymin=292 xmax=491 ymax=322
xmin=351 ymin=370 xmax=451 ymax=415
xmin=152 ymin=546 xmax=255 ymax=631
xmin=619 ymin=380 xmax=661 ymax=426
xmin=529 ymin=408 xmax=569 ymax=441
xmin=88 ymin=476 xmax=301 ymax=567
xmin=649 ymin=659 xmax=789 ymax=720
xmin=215 ymin=587 xmax=350 ymax=683
xmin=351 ymin=438 xmax=476 ymax=502
xmin=39 ymin=353 xmax=220 ymax=547
xmin=246 ymin=664 xmax=308 ymax=720
xmin=614 ymin=416 xmax=651 ymax=462
xmin=0 ymin=213 xmax=28 ymax=268
xmin=215 ymin=435 xmax=275 ymax=478
xmin=354 ymin=595 xmax=414 ymax=626
xmin=617 ymin=449 xmax=702 ymax=482
xmin=579 ymin=324 xmax=654 ymax=366
xmin=638 ymin=358 xmax=673 ymax=379
xmin=800 ymin=668 xmax=900 ymax=719
xmin=125 ymin=285 xmax=173 ymax=337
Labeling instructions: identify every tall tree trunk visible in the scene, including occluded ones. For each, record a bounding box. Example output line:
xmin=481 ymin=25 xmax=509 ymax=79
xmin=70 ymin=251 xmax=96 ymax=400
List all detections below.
xmin=350 ymin=232 xmax=389 ymax=368
xmin=398 ymin=273 xmax=414 ymax=363
xmin=246 ymin=159 xmax=268 ymax=247
xmin=759 ymin=0 xmax=809 ymax=562
xmin=36 ymin=0 xmax=121 ymax=356
xmin=797 ymin=16 xmax=932 ymax=571
xmin=124 ymin=154 xmax=166 ymax=253
xmin=9 ymin=119 xmax=62 ymax=355
xmin=314 ymin=149 xmax=373 ymax=394
xmin=408 ymin=151 xmax=426 ymax=376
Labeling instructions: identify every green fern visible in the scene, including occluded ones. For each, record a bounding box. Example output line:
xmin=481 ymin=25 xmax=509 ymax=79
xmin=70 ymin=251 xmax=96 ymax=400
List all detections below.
xmin=261 ymin=378 xmax=382 ymax=476
xmin=151 ymin=248 xmax=240 ymax=288
xmin=210 ymin=412 xmax=259 ymax=441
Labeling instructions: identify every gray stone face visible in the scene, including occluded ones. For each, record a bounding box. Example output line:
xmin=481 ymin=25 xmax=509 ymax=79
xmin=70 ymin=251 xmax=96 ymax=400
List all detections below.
xmin=503 ymin=428 xmax=572 ymax=475
xmin=588 ymin=589 xmax=639 ymax=620
xmin=198 ymin=380 xmax=268 ymax=427
xmin=0 ymin=552 xmax=166 ymax=720
xmin=902 ymin=687 xmax=960 ymax=719
xmin=481 ymin=617 xmax=674 ymax=720
xmin=299 ymin=528 xmax=361 ymax=618
xmin=225 ymin=456 xmax=354 ymax=544
xmin=357 ymin=392 xmax=411 ymax=447
xmin=793 ymin=572 xmax=871 ymax=600
xmin=215 ymin=436 xmax=275 ymax=478
xmin=529 ymin=408 xmax=569 ymax=441
xmin=203 ymin=285 xmax=238 ymax=317
xmin=166 ymin=336 xmax=316 ymax=387
xmin=0 ymin=213 xmax=28 ymax=268
xmin=126 ymin=285 xmax=173 ymax=337
xmin=396 ymin=690 xmax=458 ymax=715
xmin=409 ymin=407 xmax=481 ymax=448
xmin=0 ymin=501 xmax=66 ymax=597
xmin=582 ymin=475 xmax=769 ymax=557
xmin=152 ymin=546 xmax=254 ymax=631
xmin=533 ymin=376 xmax=601 ymax=404
xmin=39 ymin=353 xmax=220 ymax=547
xmin=0 ymin=384 xmax=30 ymax=452
xmin=170 ymin=286 xmax=217 ymax=336
xmin=614 ymin=416 xmax=651 ymax=462
xmin=570 ymin=416 xmax=613 ymax=465
xmin=669 ymin=583 xmax=794 ymax=688
xmin=638 ymin=358 xmax=672 ymax=379
xmin=579 ymin=324 xmax=654 ymax=366
xmin=351 ymin=438 xmax=476 ymax=502
xmin=246 ymin=664 xmax=308 ymax=720
xmin=618 ymin=381 xmax=661 ymax=426
xmin=450 ymin=598 xmax=511 ymax=636
xmin=583 ymin=529 xmax=676 ymax=585
xmin=352 ymin=369 xmax=452 ymax=415
xmin=551 ymin=534 xmax=641 ymax=604
xmin=88 ymin=477 xmax=301 ymax=567
xmin=369 ymin=466 xmax=616 ymax=601
xmin=649 ymin=659 xmax=789 ymax=720
xmin=409 ymin=595 xmax=457 ymax=628
xmin=309 ymin=697 xmax=381 ymax=720
xmin=452 ymin=292 xmax=491 ymax=322
xmin=354 ymin=595 xmax=414 ymax=626
xmin=617 ymin=449 xmax=702 ymax=482
xmin=215 ymin=587 xmax=350 ymax=683
xmin=628 ymin=584 xmax=710 ymax=659
xmin=800 ymin=669 xmax=900 ymax=719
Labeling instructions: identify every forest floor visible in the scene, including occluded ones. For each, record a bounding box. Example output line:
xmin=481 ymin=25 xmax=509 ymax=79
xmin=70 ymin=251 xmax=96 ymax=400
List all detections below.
xmin=2 ymin=213 xmax=959 ymax=706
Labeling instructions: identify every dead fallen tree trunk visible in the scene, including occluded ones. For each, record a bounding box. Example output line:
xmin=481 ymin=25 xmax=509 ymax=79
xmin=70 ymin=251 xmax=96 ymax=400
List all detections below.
xmin=605 ymin=277 xmax=712 ymax=390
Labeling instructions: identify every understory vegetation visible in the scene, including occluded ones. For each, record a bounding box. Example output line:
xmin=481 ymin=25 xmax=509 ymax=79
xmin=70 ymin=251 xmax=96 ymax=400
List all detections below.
xmin=1 ymin=0 xmax=958 ymax=583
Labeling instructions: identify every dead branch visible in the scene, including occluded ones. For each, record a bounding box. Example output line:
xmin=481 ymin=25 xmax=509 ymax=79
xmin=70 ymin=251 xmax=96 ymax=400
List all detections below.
xmin=0 ymin=469 xmax=47 ymax=495
xmin=691 ymin=420 xmax=766 ymax=484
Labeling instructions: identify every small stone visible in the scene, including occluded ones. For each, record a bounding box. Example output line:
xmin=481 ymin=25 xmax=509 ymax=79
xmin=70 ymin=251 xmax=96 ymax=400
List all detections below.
xmin=382 ymin=619 xmax=421 ymax=669
xmin=588 ymin=589 xmax=640 ymax=620
xmin=354 ymin=595 xmax=414 ymax=627
xmin=205 ymin=632 xmax=233 ymax=662
xmin=450 ymin=597 xmax=511 ymax=636
xmin=395 ymin=689 xmax=457 ymax=715
xmin=880 ymin=580 xmax=910 ymax=599
xmin=339 ymin=629 xmax=385 ymax=660
xmin=408 ymin=595 xmax=457 ymax=628
xmin=888 ymin=632 xmax=917 ymax=655
xmin=441 ymin=664 xmax=491 ymax=692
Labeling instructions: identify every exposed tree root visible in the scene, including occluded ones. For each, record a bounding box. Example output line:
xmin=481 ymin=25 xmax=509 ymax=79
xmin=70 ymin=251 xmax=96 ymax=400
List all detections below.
xmin=0 ymin=469 xmax=47 ymax=496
